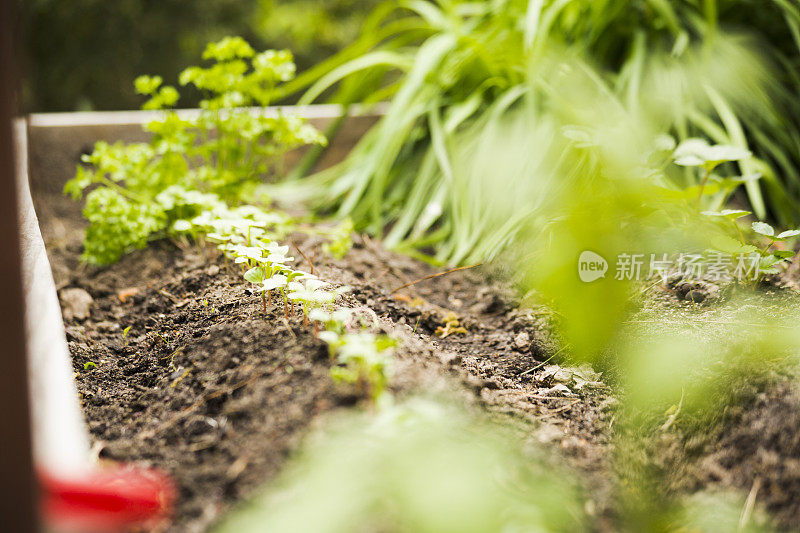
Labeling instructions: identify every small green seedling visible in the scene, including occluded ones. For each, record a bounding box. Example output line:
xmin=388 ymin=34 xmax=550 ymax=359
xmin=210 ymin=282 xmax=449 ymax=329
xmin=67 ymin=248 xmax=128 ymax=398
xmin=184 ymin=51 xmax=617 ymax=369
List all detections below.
xmin=328 ymin=333 xmax=396 ymax=402
xmin=84 ymin=361 xmax=97 ymax=370
xmin=289 ymin=280 xmax=350 ymax=327
xmin=701 ymin=208 xmax=751 ymax=244
xmin=122 ymin=325 xmax=132 ymax=347
xmin=673 ymin=138 xmax=752 ymax=209
xmin=750 ymin=221 xmax=800 ymax=274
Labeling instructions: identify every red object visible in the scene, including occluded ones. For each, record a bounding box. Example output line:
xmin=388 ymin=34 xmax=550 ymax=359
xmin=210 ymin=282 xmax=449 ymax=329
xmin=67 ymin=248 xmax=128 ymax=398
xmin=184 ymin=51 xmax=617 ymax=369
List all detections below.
xmin=40 ymin=467 xmax=176 ymax=532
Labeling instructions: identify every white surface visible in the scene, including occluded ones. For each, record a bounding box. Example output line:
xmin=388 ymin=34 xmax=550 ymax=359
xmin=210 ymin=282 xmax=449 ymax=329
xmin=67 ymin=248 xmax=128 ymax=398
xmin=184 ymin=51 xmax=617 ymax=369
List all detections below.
xmin=27 ymin=103 xmax=387 ymax=128
xmin=15 ymin=119 xmax=92 ymax=476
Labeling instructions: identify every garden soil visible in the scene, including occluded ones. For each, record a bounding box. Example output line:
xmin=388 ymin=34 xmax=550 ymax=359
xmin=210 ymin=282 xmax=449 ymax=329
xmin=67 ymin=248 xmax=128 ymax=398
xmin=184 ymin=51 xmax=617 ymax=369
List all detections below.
xmin=33 ymin=191 xmax=800 ymax=532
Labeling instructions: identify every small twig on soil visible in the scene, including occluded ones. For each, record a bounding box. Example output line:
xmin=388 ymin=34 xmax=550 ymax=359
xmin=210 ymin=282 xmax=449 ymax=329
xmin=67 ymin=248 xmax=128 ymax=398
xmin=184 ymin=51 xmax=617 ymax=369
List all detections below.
xmin=528 ymin=395 xmax=580 ymax=401
xmin=638 ymin=278 xmax=664 ymax=295
xmin=158 ymin=289 xmax=181 ymax=304
xmin=226 ymin=454 xmax=251 ymax=480
xmin=292 ymin=241 xmax=316 ymax=275
xmin=739 ymin=477 xmax=762 ymax=532
xmin=390 ymin=263 xmax=482 ymax=294
xmin=282 ymin=317 xmax=296 ymax=339
xmin=375 ymin=267 xmax=391 ymax=281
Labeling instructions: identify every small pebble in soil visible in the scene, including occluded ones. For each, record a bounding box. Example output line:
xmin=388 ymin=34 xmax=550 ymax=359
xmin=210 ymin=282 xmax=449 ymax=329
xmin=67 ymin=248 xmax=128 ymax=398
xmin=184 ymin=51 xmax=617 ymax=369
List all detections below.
xmin=684 ymin=289 xmax=706 ymax=303
xmin=59 ymin=287 xmax=93 ymax=321
xmin=514 ymin=331 xmax=531 ymax=351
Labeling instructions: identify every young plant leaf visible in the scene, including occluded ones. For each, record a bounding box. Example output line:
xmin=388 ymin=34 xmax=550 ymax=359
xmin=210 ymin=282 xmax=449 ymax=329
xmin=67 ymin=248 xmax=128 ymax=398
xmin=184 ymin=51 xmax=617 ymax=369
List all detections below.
xmin=752 ymin=221 xmax=775 ymax=237
xmin=772 ymin=250 xmax=795 ymax=259
xmin=244 ymin=267 xmax=265 ymax=284
xmin=702 ymin=209 xmax=751 ymax=221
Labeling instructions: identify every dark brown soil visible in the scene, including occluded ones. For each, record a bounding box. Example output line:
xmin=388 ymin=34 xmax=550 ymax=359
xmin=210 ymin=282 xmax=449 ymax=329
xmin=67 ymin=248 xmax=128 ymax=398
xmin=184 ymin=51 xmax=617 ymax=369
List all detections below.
xmin=659 ymin=375 xmax=800 ymax=531
xmin=64 ymin=241 xmax=347 ymax=531
xmin=37 ymin=193 xmax=614 ymax=531
xmin=33 ymin=190 xmax=800 ymax=532
xmin=701 ymin=379 xmax=800 ymax=530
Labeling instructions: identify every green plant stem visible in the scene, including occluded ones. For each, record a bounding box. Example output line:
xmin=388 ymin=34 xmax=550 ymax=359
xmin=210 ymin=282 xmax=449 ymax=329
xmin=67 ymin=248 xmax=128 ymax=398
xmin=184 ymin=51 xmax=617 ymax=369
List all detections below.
xmin=731 ymin=220 xmax=746 ymax=245
xmin=695 ymin=167 xmax=712 ymax=210
xmin=761 ymin=239 xmax=775 ymax=257
xmin=97 ymin=176 xmax=148 ymax=203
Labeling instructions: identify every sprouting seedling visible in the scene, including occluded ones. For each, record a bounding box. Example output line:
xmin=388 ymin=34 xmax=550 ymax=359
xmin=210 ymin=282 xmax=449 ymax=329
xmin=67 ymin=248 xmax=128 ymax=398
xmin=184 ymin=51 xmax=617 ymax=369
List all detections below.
xmin=262 ymin=273 xmax=288 ymax=311
xmin=751 ymin=221 xmax=800 ymax=274
xmin=309 ymin=308 xmax=353 ymax=334
xmin=289 ymin=281 xmax=350 ymax=327
xmin=244 ymin=266 xmax=269 ymax=314
xmin=703 ymin=211 xmax=799 ymax=278
xmin=232 ymin=245 xmax=265 ymax=269
xmin=673 ymin=138 xmax=752 ymax=209
xmin=309 ymin=307 xmax=353 ymax=340
xmin=317 ymin=330 xmax=344 ymax=359
xmin=122 ymin=325 xmax=132 ymax=347
xmin=701 ymin=209 xmax=751 ymax=245
xmin=328 ymin=333 xmax=396 ymax=402
xmin=83 ymin=361 xmax=97 ymax=371
xmin=287 ymin=279 xmax=333 ymax=326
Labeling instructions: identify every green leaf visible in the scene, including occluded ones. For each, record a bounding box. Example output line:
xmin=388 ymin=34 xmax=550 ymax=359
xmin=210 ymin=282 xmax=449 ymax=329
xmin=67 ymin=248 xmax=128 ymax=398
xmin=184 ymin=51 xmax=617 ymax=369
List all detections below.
xmin=701 ymin=209 xmax=751 ymax=221
xmin=773 ymin=250 xmax=795 ymax=259
xmin=172 ymin=220 xmax=192 ymax=232
xmin=777 ymin=229 xmax=800 ymax=239
xmin=674 ymin=137 xmax=751 ymax=169
xmin=244 ymin=267 xmax=265 ymax=284
xmin=298 ymin=51 xmax=412 ymax=106
xmin=202 ymin=36 xmax=255 ymax=61
xmin=752 ymin=221 xmax=775 ymax=237
xmin=134 ymin=75 xmax=163 ymax=95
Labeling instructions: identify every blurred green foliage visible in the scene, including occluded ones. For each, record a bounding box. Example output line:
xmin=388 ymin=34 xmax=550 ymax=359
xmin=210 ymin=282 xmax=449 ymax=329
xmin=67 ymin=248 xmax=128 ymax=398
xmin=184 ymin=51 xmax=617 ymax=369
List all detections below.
xmin=215 ymin=398 xmax=588 ymax=533
xmin=64 ymin=37 xmax=325 ymax=264
xmin=255 ymin=0 xmax=382 ymax=61
xmin=19 ymin=0 xmax=380 ymax=112
xmin=274 ymin=0 xmax=800 ymax=250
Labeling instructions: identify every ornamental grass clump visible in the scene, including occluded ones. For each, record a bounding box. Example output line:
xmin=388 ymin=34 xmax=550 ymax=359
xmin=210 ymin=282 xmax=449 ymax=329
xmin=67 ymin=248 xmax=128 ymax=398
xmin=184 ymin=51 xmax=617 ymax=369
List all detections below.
xmin=270 ymin=0 xmax=800 ymax=265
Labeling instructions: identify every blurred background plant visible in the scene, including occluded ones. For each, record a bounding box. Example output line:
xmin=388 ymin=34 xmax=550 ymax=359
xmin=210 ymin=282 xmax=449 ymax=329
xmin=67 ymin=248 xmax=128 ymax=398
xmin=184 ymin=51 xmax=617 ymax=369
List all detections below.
xmin=18 ymin=0 xmax=381 ymax=112
xmin=272 ymin=0 xmax=800 ymax=252
xmin=21 ymin=0 xmax=800 ymax=228
xmin=214 ymin=397 xmax=590 ymax=533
